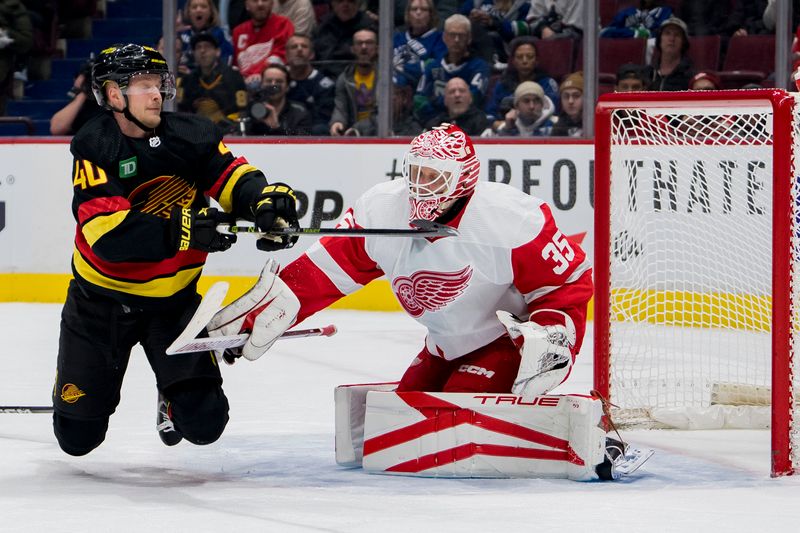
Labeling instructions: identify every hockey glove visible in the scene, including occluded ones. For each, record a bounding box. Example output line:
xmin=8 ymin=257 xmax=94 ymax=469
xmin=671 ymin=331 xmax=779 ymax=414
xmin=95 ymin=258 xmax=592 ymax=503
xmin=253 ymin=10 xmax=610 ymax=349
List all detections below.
xmin=206 ymin=259 xmax=300 ymax=362
xmin=253 ymin=183 xmax=300 ymax=252
xmin=170 ymin=206 xmax=237 ymax=253
xmin=496 ymin=309 xmax=576 ymax=400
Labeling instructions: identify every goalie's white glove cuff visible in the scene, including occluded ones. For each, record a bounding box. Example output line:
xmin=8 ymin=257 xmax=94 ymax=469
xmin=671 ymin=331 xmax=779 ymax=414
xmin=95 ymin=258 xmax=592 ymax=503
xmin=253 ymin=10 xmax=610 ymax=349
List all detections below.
xmin=207 ymin=259 xmax=300 ymax=361
xmin=496 ymin=309 xmax=576 ymax=399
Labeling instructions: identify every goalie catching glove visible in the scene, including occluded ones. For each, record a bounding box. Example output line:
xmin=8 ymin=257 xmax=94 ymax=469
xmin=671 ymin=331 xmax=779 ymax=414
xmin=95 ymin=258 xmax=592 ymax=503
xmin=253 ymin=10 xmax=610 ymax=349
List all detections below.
xmin=206 ymin=259 xmax=300 ymax=362
xmin=496 ymin=309 xmax=576 ymax=399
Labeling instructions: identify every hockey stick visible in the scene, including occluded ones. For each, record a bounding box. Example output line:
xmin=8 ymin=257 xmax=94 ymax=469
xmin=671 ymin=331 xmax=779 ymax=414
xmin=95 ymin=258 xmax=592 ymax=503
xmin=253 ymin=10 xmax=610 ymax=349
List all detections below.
xmin=167 ymin=324 xmax=338 ymax=355
xmin=217 ymin=218 xmax=459 ymax=239
xmin=0 ymin=406 xmax=53 ymax=413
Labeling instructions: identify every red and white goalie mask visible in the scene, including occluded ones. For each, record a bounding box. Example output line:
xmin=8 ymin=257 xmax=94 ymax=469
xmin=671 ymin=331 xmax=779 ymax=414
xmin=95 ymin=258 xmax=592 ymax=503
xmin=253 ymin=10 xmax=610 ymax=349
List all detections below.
xmin=403 ymin=123 xmax=480 ymax=221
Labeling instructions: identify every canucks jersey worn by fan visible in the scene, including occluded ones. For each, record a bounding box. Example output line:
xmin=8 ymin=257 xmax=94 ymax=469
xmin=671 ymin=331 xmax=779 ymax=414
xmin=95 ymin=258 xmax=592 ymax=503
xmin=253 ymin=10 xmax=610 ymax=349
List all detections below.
xmin=52 ymin=44 xmax=299 ymax=458
xmin=212 ymin=124 xmax=591 ymax=397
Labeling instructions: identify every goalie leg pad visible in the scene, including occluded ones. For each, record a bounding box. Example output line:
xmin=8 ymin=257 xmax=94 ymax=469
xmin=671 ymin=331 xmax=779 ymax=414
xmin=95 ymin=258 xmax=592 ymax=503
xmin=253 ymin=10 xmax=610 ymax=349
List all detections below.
xmin=359 ymin=392 xmax=607 ymax=480
xmin=334 ymin=382 xmax=400 ymax=467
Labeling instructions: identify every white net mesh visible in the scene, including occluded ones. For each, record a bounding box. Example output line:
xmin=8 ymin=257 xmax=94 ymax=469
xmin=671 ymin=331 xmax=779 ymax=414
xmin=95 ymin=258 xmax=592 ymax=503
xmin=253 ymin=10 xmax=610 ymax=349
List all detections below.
xmin=603 ymin=92 xmax=800 ymax=472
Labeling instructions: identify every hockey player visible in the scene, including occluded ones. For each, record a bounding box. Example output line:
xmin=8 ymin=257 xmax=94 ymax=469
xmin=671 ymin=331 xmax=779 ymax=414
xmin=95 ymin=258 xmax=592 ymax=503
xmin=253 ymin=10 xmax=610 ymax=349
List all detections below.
xmin=210 ymin=122 xmax=592 ymax=401
xmin=52 ymin=43 xmax=299 ymax=456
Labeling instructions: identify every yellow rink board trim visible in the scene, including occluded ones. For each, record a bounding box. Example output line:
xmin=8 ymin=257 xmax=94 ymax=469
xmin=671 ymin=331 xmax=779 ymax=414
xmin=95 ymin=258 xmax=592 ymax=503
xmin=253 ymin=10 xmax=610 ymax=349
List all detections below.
xmin=0 ymin=273 xmax=597 ymax=318
xmin=0 ymin=273 xmax=404 ymax=311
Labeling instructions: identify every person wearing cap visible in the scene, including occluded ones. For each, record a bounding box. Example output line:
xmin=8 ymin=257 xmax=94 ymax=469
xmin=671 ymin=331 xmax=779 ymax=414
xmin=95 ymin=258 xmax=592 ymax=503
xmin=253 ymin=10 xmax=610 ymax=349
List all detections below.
xmin=689 ymin=71 xmax=721 ymax=91
xmin=551 ymin=71 xmax=582 ymax=137
xmin=494 ymin=80 xmax=554 ymax=137
xmin=645 ymin=16 xmax=693 ymax=91
xmin=177 ymin=31 xmax=248 ymax=131
xmin=423 ymin=77 xmax=491 ymax=136
xmin=615 ymin=63 xmax=648 ymax=92
xmin=178 ymin=0 xmax=234 ymax=71
xmin=484 ymin=36 xmax=559 ymax=127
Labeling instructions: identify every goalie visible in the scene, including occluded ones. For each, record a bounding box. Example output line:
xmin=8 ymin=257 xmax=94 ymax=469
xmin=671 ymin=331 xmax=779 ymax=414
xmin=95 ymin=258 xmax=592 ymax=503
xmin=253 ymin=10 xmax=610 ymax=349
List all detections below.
xmin=209 ymin=124 xmax=627 ymax=478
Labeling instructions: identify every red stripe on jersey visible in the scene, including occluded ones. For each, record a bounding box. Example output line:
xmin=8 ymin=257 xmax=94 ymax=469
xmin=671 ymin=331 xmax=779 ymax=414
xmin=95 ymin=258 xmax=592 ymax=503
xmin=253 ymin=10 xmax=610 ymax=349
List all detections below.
xmin=77 ymin=196 xmax=131 ymax=225
xmin=280 ymin=254 xmax=348 ymax=323
xmin=74 ymin=231 xmax=207 ymax=281
xmin=317 ymin=234 xmax=383 ymax=287
xmin=208 ymin=156 xmax=247 ymax=199
xmin=511 ymin=203 xmax=588 ymax=296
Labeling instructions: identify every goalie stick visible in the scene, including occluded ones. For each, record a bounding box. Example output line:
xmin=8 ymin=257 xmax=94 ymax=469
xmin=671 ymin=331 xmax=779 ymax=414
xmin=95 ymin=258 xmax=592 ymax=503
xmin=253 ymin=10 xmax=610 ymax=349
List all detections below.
xmin=217 ymin=218 xmax=459 ymax=239
xmin=167 ymin=324 xmax=338 ymax=355
xmin=0 ymin=406 xmax=53 ymax=413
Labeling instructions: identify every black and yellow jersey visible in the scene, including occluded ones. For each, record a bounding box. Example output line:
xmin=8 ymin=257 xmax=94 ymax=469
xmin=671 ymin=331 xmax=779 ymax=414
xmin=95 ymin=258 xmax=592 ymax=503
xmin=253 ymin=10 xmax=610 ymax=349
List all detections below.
xmin=69 ymin=111 xmax=266 ymax=308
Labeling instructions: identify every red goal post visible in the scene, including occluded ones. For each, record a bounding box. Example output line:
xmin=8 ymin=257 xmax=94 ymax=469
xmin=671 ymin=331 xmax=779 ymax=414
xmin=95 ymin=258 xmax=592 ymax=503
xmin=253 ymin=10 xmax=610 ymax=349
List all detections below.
xmin=593 ymin=89 xmax=798 ymax=477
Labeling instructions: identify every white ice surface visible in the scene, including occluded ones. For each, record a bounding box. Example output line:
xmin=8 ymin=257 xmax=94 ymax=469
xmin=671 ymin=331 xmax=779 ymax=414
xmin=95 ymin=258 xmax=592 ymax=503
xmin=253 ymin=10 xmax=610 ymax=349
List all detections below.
xmin=2 ymin=304 xmax=800 ymax=532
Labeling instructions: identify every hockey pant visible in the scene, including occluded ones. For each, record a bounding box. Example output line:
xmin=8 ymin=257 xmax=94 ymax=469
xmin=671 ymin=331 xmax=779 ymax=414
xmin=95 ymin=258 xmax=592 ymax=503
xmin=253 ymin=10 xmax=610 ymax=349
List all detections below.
xmin=53 ymin=280 xmax=229 ymax=456
xmin=397 ymin=335 xmax=521 ymax=393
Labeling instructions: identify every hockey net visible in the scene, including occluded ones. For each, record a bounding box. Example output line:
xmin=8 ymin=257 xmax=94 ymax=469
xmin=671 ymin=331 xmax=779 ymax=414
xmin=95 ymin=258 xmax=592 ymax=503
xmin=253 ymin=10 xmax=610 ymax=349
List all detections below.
xmin=594 ymin=89 xmax=800 ymax=476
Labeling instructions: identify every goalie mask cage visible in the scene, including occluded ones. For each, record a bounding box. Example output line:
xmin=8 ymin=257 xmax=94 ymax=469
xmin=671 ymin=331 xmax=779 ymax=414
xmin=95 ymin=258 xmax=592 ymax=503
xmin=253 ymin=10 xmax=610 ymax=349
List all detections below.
xmin=594 ymin=89 xmax=800 ymax=477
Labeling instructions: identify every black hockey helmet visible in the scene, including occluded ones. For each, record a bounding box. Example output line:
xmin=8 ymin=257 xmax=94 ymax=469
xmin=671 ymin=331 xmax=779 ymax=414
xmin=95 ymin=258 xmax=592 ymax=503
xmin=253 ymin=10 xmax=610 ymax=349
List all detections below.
xmin=91 ymin=43 xmax=176 ymax=108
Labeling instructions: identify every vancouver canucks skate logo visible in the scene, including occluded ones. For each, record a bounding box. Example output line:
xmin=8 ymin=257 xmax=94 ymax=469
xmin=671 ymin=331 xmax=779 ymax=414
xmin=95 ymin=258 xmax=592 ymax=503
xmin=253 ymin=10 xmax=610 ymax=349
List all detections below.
xmin=128 ymin=175 xmax=197 ymax=219
xmin=392 ymin=266 xmax=472 ymax=318
xmin=60 ymin=383 xmax=86 ymax=404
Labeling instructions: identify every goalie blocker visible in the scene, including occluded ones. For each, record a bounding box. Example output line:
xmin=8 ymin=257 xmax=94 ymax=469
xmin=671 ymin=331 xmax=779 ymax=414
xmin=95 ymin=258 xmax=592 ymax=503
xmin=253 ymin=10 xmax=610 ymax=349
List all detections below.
xmin=335 ymin=383 xmax=629 ymax=481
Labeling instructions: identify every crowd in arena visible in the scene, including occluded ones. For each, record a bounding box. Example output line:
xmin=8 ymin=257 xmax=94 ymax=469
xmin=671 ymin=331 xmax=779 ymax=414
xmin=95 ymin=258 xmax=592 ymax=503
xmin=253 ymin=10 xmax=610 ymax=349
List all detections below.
xmin=1 ymin=0 xmax=797 ymax=137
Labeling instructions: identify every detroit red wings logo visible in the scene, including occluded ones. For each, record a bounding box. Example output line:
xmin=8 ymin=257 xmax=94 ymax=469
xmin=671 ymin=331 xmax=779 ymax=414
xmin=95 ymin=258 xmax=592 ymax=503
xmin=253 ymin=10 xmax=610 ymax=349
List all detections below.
xmin=392 ymin=266 xmax=473 ymax=318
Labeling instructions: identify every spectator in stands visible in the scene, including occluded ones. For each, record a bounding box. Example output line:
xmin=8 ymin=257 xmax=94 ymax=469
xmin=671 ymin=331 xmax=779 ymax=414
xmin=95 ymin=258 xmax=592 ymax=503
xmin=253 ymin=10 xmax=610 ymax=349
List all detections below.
xmin=615 ymin=63 xmax=648 ymax=92
xmin=423 ymin=76 xmax=491 ymax=136
xmin=435 ymin=0 xmax=460 ymax=26
xmin=50 ymin=57 xmax=103 ymax=135
xmin=646 ymin=16 xmax=693 ymax=91
xmin=177 ymin=32 xmax=248 ymax=133
xmin=689 ymin=71 xmax=721 ymax=91
xmin=248 ymin=63 xmax=312 ymax=135
xmin=273 ymin=0 xmax=316 ymax=36
xmin=329 ymin=28 xmax=379 ymax=136
xmin=158 ymin=35 xmax=190 ymax=75
xmin=484 ymin=36 xmax=558 ymax=128
xmin=179 ymin=0 xmax=234 ymax=71
xmin=550 ymin=71 xmax=582 ymax=137
xmin=286 ymin=33 xmax=335 ymax=135
xmin=600 ymin=0 xmax=672 ymax=39
xmin=414 ymin=14 xmax=489 ymax=123
xmin=233 ymin=0 xmax=295 ymax=88
xmin=525 ymin=0 xmax=583 ymax=40
xmin=393 ymin=0 xmax=445 ymax=89
xmin=493 ymin=80 xmax=554 ymax=136
xmin=350 ymin=77 xmax=423 ymax=137
xmin=459 ymin=0 xmax=530 ymax=65
xmin=0 ymin=0 xmax=32 ymax=115
xmin=315 ymin=0 xmax=376 ymax=80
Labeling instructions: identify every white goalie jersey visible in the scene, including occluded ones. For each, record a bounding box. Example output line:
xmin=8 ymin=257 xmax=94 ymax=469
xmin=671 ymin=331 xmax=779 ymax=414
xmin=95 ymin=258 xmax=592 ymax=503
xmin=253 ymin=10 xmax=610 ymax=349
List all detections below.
xmin=279 ymin=179 xmax=593 ymax=360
